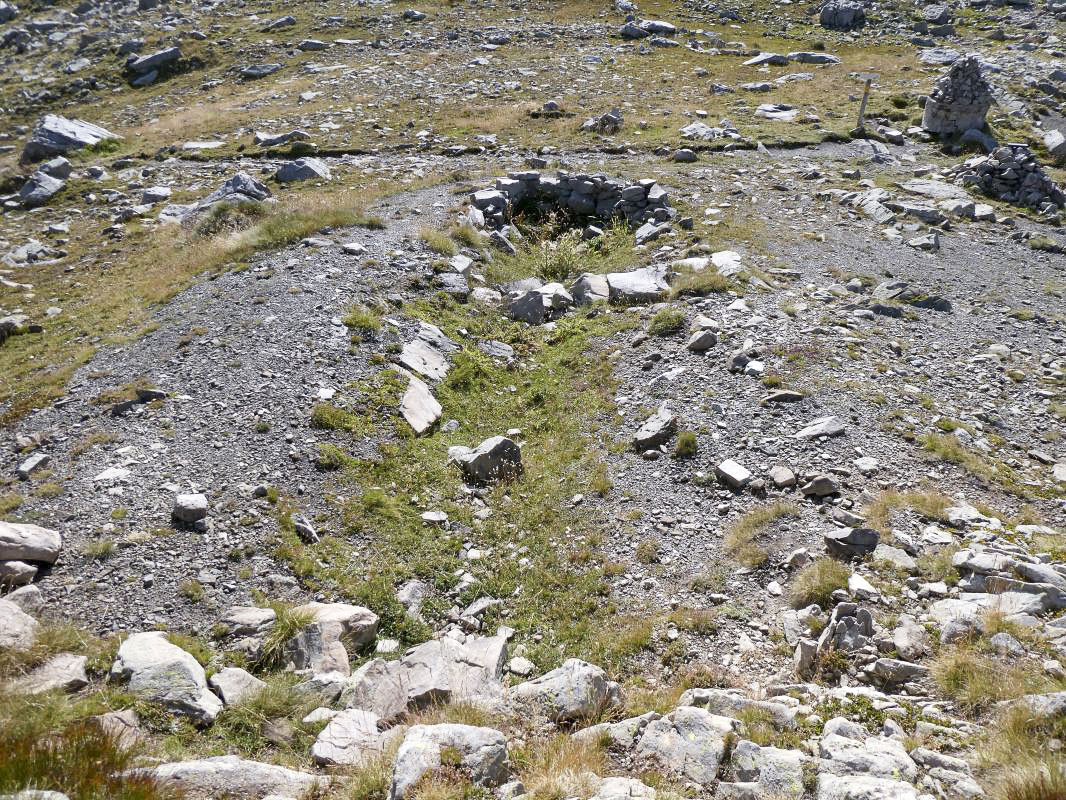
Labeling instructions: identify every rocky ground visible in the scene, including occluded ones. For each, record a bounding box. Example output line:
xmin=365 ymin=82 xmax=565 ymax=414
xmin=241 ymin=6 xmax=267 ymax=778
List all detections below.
xmin=2 ymin=0 xmax=1066 ymax=799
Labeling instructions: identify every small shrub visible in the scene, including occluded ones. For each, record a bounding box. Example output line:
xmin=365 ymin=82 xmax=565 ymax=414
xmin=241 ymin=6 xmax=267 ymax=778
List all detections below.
xmin=0 ymin=721 xmax=178 ymax=800
xmin=674 ymin=431 xmax=697 ymax=458
xmin=635 ymin=538 xmax=660 ymax=564
xmin=647 ymin=308 xmax=685 ymax=337
xmin=450 ymin=225 xmax=483 ymax=248
xmin=316 ymin=444 xmax=350 ymax=471
xmin=309 ymin=403 xmax=359 ymax=431
xmin=179 ymin=580 xmax=205 ymax=602
xmin=0 ymin=493 xmax=23 ymax=517
xmin=671 ymin=269 xmax=731 ymax=297
xmin=789 ymin=558 xmax=851 ymax=609
xmin=931 ymin=646 xmax=1056 ymax=716
xmin=344 ymin=304 xmax=382 ymax=333
xmin=82 ymin=538 xmax=116 ymax=560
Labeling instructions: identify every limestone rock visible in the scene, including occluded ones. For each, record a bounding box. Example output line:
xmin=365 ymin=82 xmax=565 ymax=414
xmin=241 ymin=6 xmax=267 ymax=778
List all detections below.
xmin=111 ymin=631 xmax=222 ymax=724
xmin=449 ymin=436 xmax=523 ymax=483
xmin=147 ymin=756 xmax=319 ymax=799
xmin=390 ymin=724 xmax=510 ymax=800
xmin=510 ymin=658 xmax=611 ymax=723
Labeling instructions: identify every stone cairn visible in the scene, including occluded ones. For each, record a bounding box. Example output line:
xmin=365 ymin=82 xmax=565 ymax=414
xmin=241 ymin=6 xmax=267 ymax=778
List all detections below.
xmin=921 ymin=54 xmax=993 ymax=136
xmin=949 ymin=144 xmax=1065 ymax=214
xmin=819 ymin=0 xmax=866 ymax=30
xmin=466 ymin=172 xmax=674 ymax=230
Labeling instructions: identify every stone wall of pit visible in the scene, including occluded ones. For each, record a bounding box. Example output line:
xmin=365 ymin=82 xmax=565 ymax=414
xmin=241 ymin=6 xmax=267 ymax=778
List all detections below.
xmin=467 ymin=171 xmax=674 ymax=230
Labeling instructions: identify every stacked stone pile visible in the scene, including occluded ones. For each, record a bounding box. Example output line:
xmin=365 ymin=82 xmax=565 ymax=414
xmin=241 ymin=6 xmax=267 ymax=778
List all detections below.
xmin=949 ymin=144 xmax=1065 ymax=213
xmin=468 ymin=172 xmax=673 ymax=230
xmin=921 ymin=54 xmax=993 ymax=136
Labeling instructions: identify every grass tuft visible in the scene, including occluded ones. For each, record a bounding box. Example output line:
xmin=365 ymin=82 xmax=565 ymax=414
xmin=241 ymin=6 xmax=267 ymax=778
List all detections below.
xmin=724 ymin=500 xmax=800 ymax=569
xmin=647 ymin=308 xmax=685 ymax=337
xmin=788 ymin=558 xmax=850 ymax=609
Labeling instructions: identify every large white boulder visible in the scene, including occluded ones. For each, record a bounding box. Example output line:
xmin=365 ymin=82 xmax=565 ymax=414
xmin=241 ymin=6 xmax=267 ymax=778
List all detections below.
xmin=111 ymin=632 xmax=222 ymax=724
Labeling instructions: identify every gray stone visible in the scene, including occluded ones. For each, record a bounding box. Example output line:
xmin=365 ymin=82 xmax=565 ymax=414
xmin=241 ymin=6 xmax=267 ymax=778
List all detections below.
xmin=209 ymin=667 xmax=266 ymax=706
xmin=824 ymin=528 xmax=880 ymax=559
xmin=398 ymin=371 xmax=441 ymax=436
xmin=0 ymin=560 xmax=37 ymax=586
xmin=127 ymin=46 xmax=180 ymax=74
xmin=871 ymin=658 xmax=929 ymax=682
xmin=634 ymin=706 xmax=737 ymax=785
xmin=795 ymin=416 xmax=845 ymax=439
xmin=510 ymin=658 xmax=611 ymax=723
xmin=0 ymin=521 xmax=62 ymax=563
xmin=276 ymin=157 xmax=331 ymax=183
xmin=390 ymin=724 xmax=510 ymax=800
xmin=606 ymin=266 xmax=671 ymax=304
xmin=820 ymin=0 xmax=865 ymax=30
xmin=111 ymin=631 xmax=223 ymax=724
xmin=172 ymin=493 xmax=208 ymax=524
xmin=731 ymin=739 xmax=806 ymax=798
xmin=312 ymin=708 xmax=396 ymax=766
xmin=816 ymin=774 xmax=918 ymax=800
xmin=633 ymin=407 xmax=676 ymax=451
xmin=892 ymin=615 xmax=928 ymax=661
xmin=716 ymin=459 xmax=752 ymax=489
xmin=19 ymin=171 xmax=65 ymax=208
xmin=449 ymin=436 xmax=523 ymax=483
xmin=147 ymin=756 xmax=319 ymax=799
xmin=8 ymin=653 xmax=87 ymax=694
xmin=22 ymin=114 xmax=120 ymax=163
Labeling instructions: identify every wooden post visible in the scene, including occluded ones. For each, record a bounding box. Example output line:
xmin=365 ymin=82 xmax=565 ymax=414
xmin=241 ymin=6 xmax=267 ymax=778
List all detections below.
xmin=855 ymin=78 xmax=872 ymax=133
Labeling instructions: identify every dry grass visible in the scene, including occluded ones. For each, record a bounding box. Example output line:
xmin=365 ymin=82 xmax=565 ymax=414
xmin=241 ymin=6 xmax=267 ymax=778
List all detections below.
xmin=864 ymin=489 xmax=952 ymax=535
xmin=930 ymin=645 xmax=1060 ymax=716
xmin=419 ymin=228 xmax=459 ymax=257
xmin=512 ymin=735 xmax=606 ymax=800
xmin=788 ymin=558 xmax=851 ymax=609
xmin=724 ymin=500 xmax=800 ymax=568
xmin=981 ymin=705 xmax=1066 ymax=800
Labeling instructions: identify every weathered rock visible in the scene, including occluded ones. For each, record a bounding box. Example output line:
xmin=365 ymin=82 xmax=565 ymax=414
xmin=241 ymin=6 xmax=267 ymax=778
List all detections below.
xmin=633 ymin=406 xmax=676 ymax=451
xmin=22 ymin=114 xmax=120 ymax=163
xmin=0 ymin=597 xmax=38 ymax=651
xmin=19 ymin=171 xmax=64 ymax=208
xmin=816 ymin=773 xmax=919 ymax=800
xmin=570 ymin=273 xmax=610 ymax=305
xmin=282 ymin=602 xmax=379 ymax=675
xmin=730 ymin=739 xmax=806 ymax=799
xmin=824 ymin=528 xmax=880 ymax=559
xmin=111 ymin=632 xmax=223 ymax=724
xmin=390 ymin=724 xmax=510 ymax=800
xmin=343 ymin=633 xmax=507 ymax=721
xmin=312 ymin=708 xmax=397 ymax=766
xmin=209 ymin=667 xmax=266 ymax=706
xmin=398 ymin=371 xmax=441 ymax=436
xmin=510 ymin=658 xmax=611 ymax=722
xmin=276 ymin=157 xmax=331 ymax=183
xmin=7 ymin=653 xmax=87 ymax=694
xmin=147 ymin=756 xmax=319 ymax=799
xmin=820 ymin=0 xmax=865 ymax=30
xmin=508 ymin=283 xmax=573 ymax=324
xmin=0 ymin=521 xmax=62 ymax=563
xmin=606 ymin=266 xmax=671 ymax=304
xmin=795 ymin=416 xmax=845 ymax=439
xmin=634 ymin=706 xmax=737 ymax=785
xmin=449 ymin=436 xmax=523 ymax=483
xmin=172 ymin=493 xmax=208 ymax=524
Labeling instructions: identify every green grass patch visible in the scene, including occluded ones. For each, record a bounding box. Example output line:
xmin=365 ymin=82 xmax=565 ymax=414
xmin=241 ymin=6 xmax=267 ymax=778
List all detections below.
xmin=273 ymin=295 xmax=644 ymax=673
